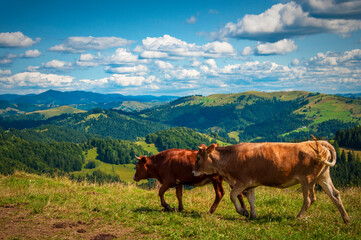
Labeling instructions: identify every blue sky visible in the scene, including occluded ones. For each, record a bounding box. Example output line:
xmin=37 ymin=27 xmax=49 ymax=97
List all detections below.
xmin=1 ymin=0 xmax=361 ymax=96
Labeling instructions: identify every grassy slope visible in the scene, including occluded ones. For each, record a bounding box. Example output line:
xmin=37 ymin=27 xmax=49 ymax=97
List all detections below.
xmin=135 ymin=140 xmax=159 ymax=155
xmin=1 ymin=172 xmax=360 ymax=239
xmin=295 ymin=95 xmax=361 ymax=124
xmin=29 ymin=105 xmax=86 ymax=119
xmin=72 ymin=148 xmax=136 ymax=183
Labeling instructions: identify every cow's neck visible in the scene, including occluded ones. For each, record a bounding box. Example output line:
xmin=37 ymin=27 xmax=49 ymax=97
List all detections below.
xmin=147 ymin=162 xmax=162 ymax=182
xmin=209 ymin=151 xmax=225 ymax=174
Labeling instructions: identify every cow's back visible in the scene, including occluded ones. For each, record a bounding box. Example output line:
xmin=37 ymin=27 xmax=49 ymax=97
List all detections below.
xmin=217 ymin=142 xmax=325 ymax=187
xmin=152 ymin=149 xmax=209 ymax=185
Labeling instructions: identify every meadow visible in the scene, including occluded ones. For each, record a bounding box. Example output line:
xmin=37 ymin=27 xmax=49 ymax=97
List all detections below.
xmin=1 ymin=172 xmax=360 ymax=240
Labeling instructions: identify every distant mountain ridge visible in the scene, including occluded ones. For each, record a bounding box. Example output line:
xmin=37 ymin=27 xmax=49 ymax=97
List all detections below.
xmin=0 ymin=90 xmax=178 ymax=112
xmin=0 ymin=89 xmax=177 ymax=105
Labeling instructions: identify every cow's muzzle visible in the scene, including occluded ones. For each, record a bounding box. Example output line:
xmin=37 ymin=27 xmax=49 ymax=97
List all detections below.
xmin=192 ymin=171 xmax=201 ymax=177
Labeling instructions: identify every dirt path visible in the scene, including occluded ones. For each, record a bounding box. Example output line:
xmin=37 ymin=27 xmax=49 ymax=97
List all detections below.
xmin=0 ymin=203 xmax=140 ymax=240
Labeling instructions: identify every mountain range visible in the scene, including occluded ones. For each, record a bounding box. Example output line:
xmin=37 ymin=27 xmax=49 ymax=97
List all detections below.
xmin=1 ymin=90 xmax=360 ymax=143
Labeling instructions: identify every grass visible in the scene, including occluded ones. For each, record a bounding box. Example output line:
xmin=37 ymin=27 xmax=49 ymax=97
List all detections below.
xmin=295 ymin=95 xmax=361 ymax=124
xmin=28 ymin=106 xmax=86 ymax=119
xmin=135 ymin=140 xmax=159 ymax=155
xmin=1 ymin=172 xmax=360 ymax=239
xmin=71 ymin=148 xmax=136 ymax=183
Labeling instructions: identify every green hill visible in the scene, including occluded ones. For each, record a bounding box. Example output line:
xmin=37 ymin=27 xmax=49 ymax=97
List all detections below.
xmin=140 ymin=91 xmax=361 ymax=142
xmin=29 ymin=105 xmax=86 ymax=119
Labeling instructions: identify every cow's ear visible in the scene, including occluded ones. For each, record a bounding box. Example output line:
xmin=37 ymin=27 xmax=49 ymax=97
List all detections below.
xmin=207 ymin=143 xmax=218 ymax=154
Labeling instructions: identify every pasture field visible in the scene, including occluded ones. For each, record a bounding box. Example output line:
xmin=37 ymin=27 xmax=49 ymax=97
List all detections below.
xmin=1 ymin=172 xmax=360 ymax=240
xmin=72 ymin=148 xmax=136 ymax=183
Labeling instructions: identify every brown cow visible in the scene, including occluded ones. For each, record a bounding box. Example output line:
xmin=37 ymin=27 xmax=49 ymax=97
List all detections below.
xmin=133 ymin=148 xmax=247 ymax=214
xmin=192 ymin=138 xmax=350 ymax=223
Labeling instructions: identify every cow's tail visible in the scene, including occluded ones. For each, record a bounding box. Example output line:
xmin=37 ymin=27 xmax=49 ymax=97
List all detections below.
xmin=311 ymin=135 xmax=337 ymax=167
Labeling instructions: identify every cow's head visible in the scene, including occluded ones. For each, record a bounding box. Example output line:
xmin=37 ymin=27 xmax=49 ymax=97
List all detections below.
xmin=133 ymin=156 xmax=151 ymax=182
xmin=192 ymin=143 xmax=219 ymax=177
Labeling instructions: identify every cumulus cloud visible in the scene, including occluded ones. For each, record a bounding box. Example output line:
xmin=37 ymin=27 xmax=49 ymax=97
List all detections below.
xmin=186 ymin=16 xmax=197 ymax=24
xmin=306 ymin=48 xmax=361 ymax=66
xmin=135 ymin=35 xmax=236 ymax=59
xmin=242 ymin=46 xmax=253 ymax=56
xmin=154 ymin=60 xmax=174 ymax=69
xmin=296 ymin=0 xmax=361 ymax=19
xmin=43 ymin=60 xmax=73 ymax=69
xmin=0 ymin=69 xmax=11 ymax=76
xmin=0 ymin=32 xmax=40 ymax=48
xmin=49 ymin=36 xmax=134 ymax=53
xmin=169 ymin=69 xmax=201 ymax=79
xmin=214 ymin=1 xmax=361 ymax=42
xmin=0 ymin=72 xmax=74 ymax=88
xmin=108 ymin=74 xmax=157 ymax=86
xmin=106 ymin=48 xmax=139 ymax=63
xmin=21 ymin=49 xmax=42 ymax=58
xmin=105 ymin=65 xmax=149 ymax=74
xmin=255 ymin=39 xmax=298 ymax=55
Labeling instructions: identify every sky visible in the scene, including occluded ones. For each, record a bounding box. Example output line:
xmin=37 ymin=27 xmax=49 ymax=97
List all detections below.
xmin=0 ymin=0 xmax=361 ymax=96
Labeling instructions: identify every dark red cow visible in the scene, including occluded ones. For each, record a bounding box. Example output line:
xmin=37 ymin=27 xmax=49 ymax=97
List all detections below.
xmin=133 ymin=148 xmax=247 ymax=214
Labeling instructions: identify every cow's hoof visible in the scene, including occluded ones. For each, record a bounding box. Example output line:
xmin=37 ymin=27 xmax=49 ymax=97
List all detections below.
xmin=163 ymin=204 xmax=172 ymax=212
xmin=242 ymin=209 xmax=249 ymax=218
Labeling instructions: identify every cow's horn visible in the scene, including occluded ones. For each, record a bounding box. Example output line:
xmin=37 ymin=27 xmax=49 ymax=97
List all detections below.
xmin=135 ymin=156 xmax=141 ymax=160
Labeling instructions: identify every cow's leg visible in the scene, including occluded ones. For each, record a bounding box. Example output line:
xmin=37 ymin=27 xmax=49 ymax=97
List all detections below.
xmin=208 ymin=176 xmax=226 ymax=214
xmin=238 ymin=192 xmax=248 ymax=215
xmin=176 ymin=185 xmax=183 ymax=212
xmin=229 ymin=185 xmax=249 ymax=217
xmin=159 ymin=184 xmax=172 ymax=211
xmin=245 ymin=188 xmax=256 ymax=219
xmin=230 ymin=185 xmax=249 ymax=217
xmin=297 ymin=180 xmax=313 ymax=219
xmin=317 ymin=171 xmax=350 ymax=224
xmin=309 ymin=184 xmax=316 ymax=205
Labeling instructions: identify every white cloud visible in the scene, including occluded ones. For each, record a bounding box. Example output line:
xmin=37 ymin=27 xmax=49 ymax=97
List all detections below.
xmin=49 ymin=36 xmax=134 ymax=53
xmin=0 ymin=69 xmax=11 ymax=76
xmin=140 ymin=51 xmax=169 ymax=59
xmin=214 ymin=2 xmax=361 ymax=42
xmin=136 ymin=35 xmax=236 ymax=59
xmin=106 ymin=48 xmax=139 ymax=63
xmin=0 ymin=54 xmax=17 ymax=65
xmin=306 ymin=48 xmax=361 ymax=66
xmin=291 ymin=58 xmax=300 ymax=66
xmin=108 ymin=74 xmax=157 ymax=86
xmin=169 ymin=69 xmax=201 ymax=79
xmin=255 ymin=39 xmax=298 ymax=55
xmin=186 ymin=16 xmax=197 ymax=24
xmin=22 ymin=49 xmax=42 ymax=58
xmin=242 ymin=46 xmax=253 ymax=56
xmin=155 ymin=60 xmax=174 ymax=69
xmin=1 ymin=72 xmax=74 ymax=88
xmin=105 ymin=65 xmax=149 ymax=74
xmin=79 ymin=53 xmax=95 ymax=61
xmin=43 ymin=60 xmax=73 ymax=69
xmin=0 ymin=32 xmax=40 ymax=48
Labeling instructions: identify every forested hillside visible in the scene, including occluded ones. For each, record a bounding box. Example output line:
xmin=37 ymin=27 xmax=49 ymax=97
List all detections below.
xmin=145 ymin=127 xmax=217 ymax=151
xmin=140 ymin=91 xmax=361 ymax=142
xmin=0 ymin=129 xmax=84 ymax=175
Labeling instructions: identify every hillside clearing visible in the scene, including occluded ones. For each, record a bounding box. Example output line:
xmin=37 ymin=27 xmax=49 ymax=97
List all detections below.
xmin=1 ymin=173 xmax=360 ymax=239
